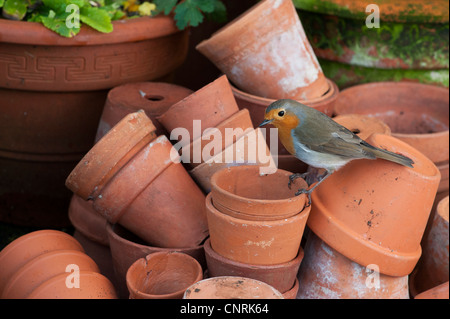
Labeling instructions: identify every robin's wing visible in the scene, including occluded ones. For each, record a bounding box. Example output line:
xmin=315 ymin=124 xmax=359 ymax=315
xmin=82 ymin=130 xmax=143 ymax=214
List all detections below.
xmin=293 ymin=119 xmax=377 ymax=160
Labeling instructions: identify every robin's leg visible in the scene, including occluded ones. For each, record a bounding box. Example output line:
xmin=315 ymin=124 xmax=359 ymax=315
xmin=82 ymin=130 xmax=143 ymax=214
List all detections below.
xmin=288 ymin=172 xmax=310 ymax=190
xmin=295 ymin=170 xmax=333 ymax=207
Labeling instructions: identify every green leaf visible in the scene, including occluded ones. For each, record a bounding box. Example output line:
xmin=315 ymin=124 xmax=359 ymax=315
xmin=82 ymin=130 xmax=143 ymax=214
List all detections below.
xmin=0 ymin=0 xmax=5 ymax=8
xmin=39 ymin=13 xmax=81 ymax=37
xmin=191 ymin=0 xmax=215 ymax=13
xmin=2 ymin=0 xmax=28 ymax=20
xmin=174 ymin=0 xmax=204 ymax=30
xmin=153 ymin=0 xmax=177 ymax=15
xmin=80 ymin=6 xmax=113 ymax=33
xmin=206 ymin=0 xmax=226 ymax=23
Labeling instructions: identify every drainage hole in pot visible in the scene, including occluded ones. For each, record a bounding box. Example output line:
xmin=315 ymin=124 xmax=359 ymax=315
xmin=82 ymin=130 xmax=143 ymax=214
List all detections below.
xmin=145 ymin=95 xmax=165 ymax=102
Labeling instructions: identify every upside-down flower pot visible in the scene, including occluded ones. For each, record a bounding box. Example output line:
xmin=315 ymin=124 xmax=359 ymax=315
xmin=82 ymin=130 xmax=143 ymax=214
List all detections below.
xmin=0 ymin=16 xmax=189 ymax=228
xmin=157 ymin=75 xmax=239 ymax=147
xmin=106 ymin=223 xmax=206 ymax=299
xmin=410 ymin=195 xmax=449 ymax=296
xmin=296 ymin=232 xmax=409 ymax=299
xmin=126 ymin=252 xmax=203 ymax=299
xmin=0 ymin=230 xmax=84 ymax=296
xmin=189 ymin=128 xmax=275 ymax=193
xmin=197 ymin=0 xmax=328 ymax=101
xmin=231 ymin=80 xmax=339 ymax=155
xmin=183 ymin=276 xmax=284 ymax=299
xmin=0 ymin=230 xmax=117 ymax=299
xmin=96 ymin=82 xmax=193 ymax=140
xmin=210 ymin=165 xmax=307 ymax=221
xmin=66 ymin=111 xmax=208 ymax=248
xmin=204 ymin=238 xmax=303 ymax=294
xmin=307 ymin=133 xmax=441 ymax=276
xmin=415 ymin=281 xmax=449 ymax=299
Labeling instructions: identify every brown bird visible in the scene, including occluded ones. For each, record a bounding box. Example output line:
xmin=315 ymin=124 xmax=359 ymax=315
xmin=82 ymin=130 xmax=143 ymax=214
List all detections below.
xmin=259 ymin=99 xmax=414 ymax=206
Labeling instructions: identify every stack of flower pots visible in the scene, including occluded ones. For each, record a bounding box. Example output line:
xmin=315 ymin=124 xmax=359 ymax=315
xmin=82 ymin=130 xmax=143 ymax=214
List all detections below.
xmin=157 ymin=75 xmax=275 ymax=193
xmin=65 ymin=110 xmax=209 ymax=298
xmin=0 ymin=230 xmax=117 ymax=299
xmin=297 ymin=133 xmax=441 ymax=298
xmin=204 ymin=165 xmax=310 ymax=298
xmin=196 ymin=0 xmax=339 ymax=160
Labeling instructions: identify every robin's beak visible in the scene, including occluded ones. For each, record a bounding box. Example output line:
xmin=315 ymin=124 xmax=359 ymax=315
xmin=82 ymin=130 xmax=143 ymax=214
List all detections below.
xmin=258 ymin=119 xmax=273 ymax=127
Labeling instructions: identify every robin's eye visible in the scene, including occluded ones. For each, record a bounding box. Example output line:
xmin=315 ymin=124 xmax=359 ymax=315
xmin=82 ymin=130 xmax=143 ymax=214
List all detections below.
xmin=278 ymin=110 xmax=285 ymax=117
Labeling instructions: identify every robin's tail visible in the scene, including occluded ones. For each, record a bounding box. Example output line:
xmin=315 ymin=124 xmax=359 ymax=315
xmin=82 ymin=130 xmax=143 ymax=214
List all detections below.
xmin=362 ymin=141 xmax=414 ymax=168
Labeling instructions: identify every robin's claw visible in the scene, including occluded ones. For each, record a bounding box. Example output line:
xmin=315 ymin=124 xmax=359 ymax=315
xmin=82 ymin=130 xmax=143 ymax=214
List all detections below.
xmin=288 ymin=172 xmax=309 ymax=190
xmin=295 ymin=188 xmax=312 ymax=207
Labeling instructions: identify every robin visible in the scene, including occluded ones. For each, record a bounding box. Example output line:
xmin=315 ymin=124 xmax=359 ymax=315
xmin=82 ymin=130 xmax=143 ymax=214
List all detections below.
xmin=259 ymin=99 xmax=414 ymax=206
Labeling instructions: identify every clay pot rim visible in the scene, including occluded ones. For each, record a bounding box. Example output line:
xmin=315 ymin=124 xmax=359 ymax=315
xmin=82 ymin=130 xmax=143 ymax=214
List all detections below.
xmin=183 ymin=276 xmax=284 ymax=299
xmin=206 ymin=192 xmax=311 ymax=226
xmin=126 ymin=251 xmax=203 ymax=299
xmin=335 ymin=81 xmax=450 ymax=137
xmin=105 ymin=223 xmax=204 ymax=252
xmin=210 ymin=165 xmax=306 ymax=208
xmin=65 ymin=110 xmax=157 ymax=200
xmin=231 ymin=78 xmax=338 ymax=106
xmin=0 ymin=16 xmax=181 ymax=46
xmin=204 ymin=237 xmax=304 ymax=270
xmin=282 ymin=277 xmax=299 ymax=299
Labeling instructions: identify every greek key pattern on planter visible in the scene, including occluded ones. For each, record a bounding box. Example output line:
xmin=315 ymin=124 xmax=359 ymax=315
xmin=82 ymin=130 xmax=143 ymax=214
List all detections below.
xmin=0 ymin=47 xmax=165 ymax=91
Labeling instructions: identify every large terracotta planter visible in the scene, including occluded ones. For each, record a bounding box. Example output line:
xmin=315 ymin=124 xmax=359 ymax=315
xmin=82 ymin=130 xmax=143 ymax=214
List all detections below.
xmin=157 ymin=75 xmax=239 ymax=147
xmin=106 ymin=223 xmax=206 ymax=299
xmin=126 ymin=252 xmax=203 ymax=299
xmin=0 ymin=16 xmax=189 ymax=228
xmin=189 ymin=128 xmax=275 ymax=193
xmin=210 ymin=165 xmax=307 ymax=221
xmin=231 ymin=80 xmax=339 ymax=155
xmin=410 ymin=195 xmax=449 ymax=296
xmin=183 ymin=276 xmax=284 ymax=299
xmin=196 ymin=0 xmax=328 ymax=101
xmin=27 ymin=271 xmax=117 ymax=299
xmin=206 ymin=192 xmax=310 ymax=265
xmin=415 ymin=281 xmax=449 ymax=299
xmin=296 ymin=232 xmax=409 ymax=299
xmin=96 ymin=82 xmax=193 ymax=140
xmin=307 ymin=134 xmax=441 ymax=276
xmin=0 ymin=230 xmax=84 ymax=296
xmin=204 ymin=238 xmax=303 ymax=294
xmin=66 ymin=111 xmax=208 ymax=248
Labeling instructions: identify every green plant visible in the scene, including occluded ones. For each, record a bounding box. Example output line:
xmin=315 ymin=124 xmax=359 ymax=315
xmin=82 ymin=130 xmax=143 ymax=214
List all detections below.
xmin=0 ymin=0 xmax=226 ymax=37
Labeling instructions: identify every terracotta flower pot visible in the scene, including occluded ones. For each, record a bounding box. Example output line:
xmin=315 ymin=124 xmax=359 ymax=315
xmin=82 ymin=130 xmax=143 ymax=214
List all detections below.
xmin=0 ymin=16 xmax=189 ymax=228
xmin=183 ymin=276 xmax=284 ymax=299
xmin=409 ymin=195 xmax=449 ymax=296
xmin=307 ymin=133 xmax=441 ymax=276
xmin=333 ymin=82 xmax=449 ymax=164
xmin=282 ymin=278 xmax=299 ymax=300
xmin=68 ymin=195 xmax=116 ymax=285
xmin=66 ymin=111 xmax=208 ymax=248
xmin=210 ymin=165 xmax=307 ymax=221
xmin=157 ymin=75 xmax=239 ymax=147
xmin=189 ymin=128 xmax=275 ymax=193
xmin=296 ymin=232 xmax=410 ymax=299
xmin=126 ymin=252 xmax=203 ymax=299
xmin=196 ymin=0 xmax=328 ymax=100
xmin=96 ymin=82 xmax=193 ymax=140
xmin=231 ymin=80 xmax=339 ymax=155
xmin=27 ymin=271 xmax=117 ymax=299
xmin=0 ymin=230 xmax=84 ymax=296
xmin=333 ymin=114 xmax=392 ymax=141
xmin=415 ymin=281 xmax=449 ymax=299
xmin=106 ymin=223 xmax=206 ymax=299
xmin=186 ymin=108 xmax=254 ymax=169
xmin=206 ymin=192 xmax=310 ymax=265
xmin=204 ymin=238 xmax=303 ymax=294
xmin=2 ymin=250 xmax=100 ymax=299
